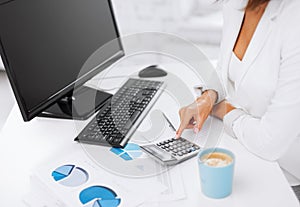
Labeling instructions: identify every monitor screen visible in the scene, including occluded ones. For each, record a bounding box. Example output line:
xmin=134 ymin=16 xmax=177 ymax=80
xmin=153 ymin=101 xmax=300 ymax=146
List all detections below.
xmin=0 ymin=0 xmax=123 ymax=120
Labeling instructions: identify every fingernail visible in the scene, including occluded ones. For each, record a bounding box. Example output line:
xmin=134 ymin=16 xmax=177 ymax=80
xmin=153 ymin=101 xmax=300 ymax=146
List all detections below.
xmin=194 ymin=128 xmax=199 ymax=134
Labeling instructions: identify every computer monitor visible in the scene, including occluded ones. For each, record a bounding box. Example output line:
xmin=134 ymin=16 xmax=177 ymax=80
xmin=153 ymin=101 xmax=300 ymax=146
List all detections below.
xmin=0 ymin=0 xmax=124 ymax=121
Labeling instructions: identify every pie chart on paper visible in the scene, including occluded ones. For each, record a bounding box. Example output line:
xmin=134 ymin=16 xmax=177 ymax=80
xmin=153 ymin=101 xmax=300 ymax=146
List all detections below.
xmin=79 ymin=186 xmax=121 ymax=207
xmin=51 ymin=164 xmax=89 ymax=187
xmin=110 ymin=143 xmax=143 ymax=161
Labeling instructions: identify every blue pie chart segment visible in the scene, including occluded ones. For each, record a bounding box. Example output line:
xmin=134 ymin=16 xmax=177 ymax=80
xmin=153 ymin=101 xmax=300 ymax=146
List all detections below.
xmin=120 ymin=152 xmax=132 ymax=161
xmin=52 ymin=171 xmax=68 ymax=181
xmin=93 ymin=199 xmax=121 ymax=207
xmin=80 ymin=186 xmax=121 ymax=207
xmin=52 ymin=165 xmax=74 ymax=181
xmin=55 ymin=165 xmax=74 ymax=175
xmin=110 ymin=143 xmax=143 ymax=161
xmin=51 ymin=165 xmax=88 ymax=187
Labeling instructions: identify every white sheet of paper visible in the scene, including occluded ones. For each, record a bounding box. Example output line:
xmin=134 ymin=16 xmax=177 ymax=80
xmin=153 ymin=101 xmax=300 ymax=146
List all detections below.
xmin=149 ymin=165 xmax=187 ymax=203
xmin=25 ymin=149 xmax=167 ymax=207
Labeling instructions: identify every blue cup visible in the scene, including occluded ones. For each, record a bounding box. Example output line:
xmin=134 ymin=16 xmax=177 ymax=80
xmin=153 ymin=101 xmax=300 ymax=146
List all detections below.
xmin=198 ymin=148 xmax=235 ymax=199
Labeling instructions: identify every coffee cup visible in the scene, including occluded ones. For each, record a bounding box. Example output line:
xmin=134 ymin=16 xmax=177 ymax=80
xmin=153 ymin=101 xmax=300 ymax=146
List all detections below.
xmin=198 ymin=148 xmax=235 ymax=199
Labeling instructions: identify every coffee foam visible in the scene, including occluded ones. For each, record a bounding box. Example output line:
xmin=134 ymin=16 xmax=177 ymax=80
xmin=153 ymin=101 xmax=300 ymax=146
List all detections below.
xmin=201 ymin=152 xmax=232 ymax=167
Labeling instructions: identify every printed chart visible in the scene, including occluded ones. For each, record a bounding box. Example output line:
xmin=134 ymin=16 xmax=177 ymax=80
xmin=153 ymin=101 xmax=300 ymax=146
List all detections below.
xmin=110 ymin=143 xmax=143 ymax=161
xmin=51 ymin=164 xmax=89 ymax=187
xmin=79 ymin=186 xmax=121 ymax=207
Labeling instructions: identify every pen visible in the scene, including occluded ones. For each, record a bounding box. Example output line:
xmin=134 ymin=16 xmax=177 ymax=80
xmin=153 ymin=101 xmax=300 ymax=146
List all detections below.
xmin=162 ymin=112 xmax=176 ymax=132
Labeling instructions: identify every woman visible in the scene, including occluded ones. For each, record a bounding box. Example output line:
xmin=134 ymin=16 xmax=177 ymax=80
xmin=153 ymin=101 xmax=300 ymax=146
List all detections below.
xmin=176 ymin=0 xmax=300 ymax=200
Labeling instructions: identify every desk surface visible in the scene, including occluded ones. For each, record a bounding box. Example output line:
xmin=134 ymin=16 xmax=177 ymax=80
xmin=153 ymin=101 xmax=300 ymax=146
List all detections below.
xmin=0 ymin=62 xmax=299 ymax=207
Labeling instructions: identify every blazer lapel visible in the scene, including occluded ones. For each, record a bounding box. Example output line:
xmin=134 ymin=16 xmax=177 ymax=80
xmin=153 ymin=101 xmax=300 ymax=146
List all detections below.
xmin=235 ymin=0 xmax=284 ymax=89
xmin=221 ymin=3 xmax=245 ymax=93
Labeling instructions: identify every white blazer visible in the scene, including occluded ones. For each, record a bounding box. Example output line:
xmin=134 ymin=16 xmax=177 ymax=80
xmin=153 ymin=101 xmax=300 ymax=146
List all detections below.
xmin=216 ymin=0 xmax=300 ymax=180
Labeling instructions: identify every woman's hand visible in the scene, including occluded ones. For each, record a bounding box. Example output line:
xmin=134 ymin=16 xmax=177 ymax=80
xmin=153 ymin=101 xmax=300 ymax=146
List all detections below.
xmin=176 ymin=90 xmax=217 ymax=138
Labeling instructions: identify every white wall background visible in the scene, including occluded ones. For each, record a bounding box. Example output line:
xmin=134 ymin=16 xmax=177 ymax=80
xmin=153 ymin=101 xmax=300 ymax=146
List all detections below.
xmin=112 ymin=0 xmax=223 ymax=44
xmin=0 ymin=0 xmax=223 ymax=70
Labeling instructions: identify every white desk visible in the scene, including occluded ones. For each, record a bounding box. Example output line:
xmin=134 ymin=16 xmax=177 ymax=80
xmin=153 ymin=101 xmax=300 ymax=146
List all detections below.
xmin=0 ymin=62 xmax=299 ymax=206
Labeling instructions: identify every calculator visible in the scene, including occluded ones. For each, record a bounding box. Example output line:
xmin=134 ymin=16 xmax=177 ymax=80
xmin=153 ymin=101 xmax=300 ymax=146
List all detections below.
xmin=140 ymin=137 xmax=201 ymax=166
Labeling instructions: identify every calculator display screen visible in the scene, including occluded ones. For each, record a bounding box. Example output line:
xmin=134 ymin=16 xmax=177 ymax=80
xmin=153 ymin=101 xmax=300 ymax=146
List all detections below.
xmin=147 ymin=145 xmax=176 ymax=162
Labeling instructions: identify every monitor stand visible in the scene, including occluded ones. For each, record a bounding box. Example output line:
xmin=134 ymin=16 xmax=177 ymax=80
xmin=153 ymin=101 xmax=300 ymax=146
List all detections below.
xmin=38 ymin=86 xmax=112 ymax=120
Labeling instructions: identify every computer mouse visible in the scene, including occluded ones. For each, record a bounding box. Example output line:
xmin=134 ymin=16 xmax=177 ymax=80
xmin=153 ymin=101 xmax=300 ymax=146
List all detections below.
xmin=138 ymin=65 xmax=168 ymax=78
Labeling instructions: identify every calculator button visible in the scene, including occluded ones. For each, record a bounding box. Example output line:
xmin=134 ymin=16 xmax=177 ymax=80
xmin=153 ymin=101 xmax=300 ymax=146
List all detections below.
xmin=188 ymin=147 xmax=195 ymax=153
xmin=169 ymin=147 xmax=174 ymax=150
xmin=165 ymin=144 xmax=170 ymax=148
xmin=178 ymin=152 xmax=183 ymax=156
xmin=157 ymin=143 xmax=162 ymax=146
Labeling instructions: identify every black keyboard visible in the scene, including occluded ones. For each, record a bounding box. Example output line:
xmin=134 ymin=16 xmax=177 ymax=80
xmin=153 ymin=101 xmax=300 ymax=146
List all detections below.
xmin=75 ymin=78 xmax=164 ymax=148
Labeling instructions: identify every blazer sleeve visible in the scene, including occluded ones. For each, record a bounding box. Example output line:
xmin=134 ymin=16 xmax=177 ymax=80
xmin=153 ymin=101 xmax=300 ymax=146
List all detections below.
xmin=223 ymin=5 xmax=300 ymax=161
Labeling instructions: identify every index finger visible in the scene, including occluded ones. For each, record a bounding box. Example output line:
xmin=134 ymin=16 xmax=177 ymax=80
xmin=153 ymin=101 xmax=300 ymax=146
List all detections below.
xmin=176 ymin=115 xmax=190 ymax=138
